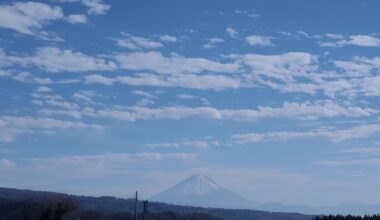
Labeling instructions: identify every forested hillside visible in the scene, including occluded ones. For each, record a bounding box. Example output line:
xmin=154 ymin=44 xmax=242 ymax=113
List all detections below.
xmin=0 ymin=187 xmax=312 ymax=220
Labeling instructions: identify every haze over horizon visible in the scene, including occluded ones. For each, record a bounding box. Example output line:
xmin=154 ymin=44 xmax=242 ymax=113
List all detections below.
xmin=1 ymin=0 xmax=380 ymax=208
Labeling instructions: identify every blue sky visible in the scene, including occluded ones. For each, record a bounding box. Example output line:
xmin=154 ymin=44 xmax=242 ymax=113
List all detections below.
xmin=1 ymin=0 xmax=380 ymax=207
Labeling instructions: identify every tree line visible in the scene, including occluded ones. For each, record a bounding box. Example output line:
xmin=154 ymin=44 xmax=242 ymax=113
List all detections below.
xmin=0 ymin=197 xmax=223 ymax=220
xmin=314 ymin=215 xmax=380 ymax=220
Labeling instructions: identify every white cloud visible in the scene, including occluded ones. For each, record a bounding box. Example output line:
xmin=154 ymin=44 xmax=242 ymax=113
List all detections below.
xmin=13 ymin=47 xmax=116 ymax=73
xmin=325 ymin=33 xmax=343 ymax=39
xmin=231 ymin=123 xmax=380 ymax=144
xmin=226 ymin=27 xmax=238 ymax=39
xmin=320 ymin=35 xmax=380 ymax=47
xmin=325 ymin=57 xmax=380 ymax=97
xmin=221 ymin=100 xmax=374 ymax=120
xmin=202 ymin=37 xmax=224 ymax=49
xmin=135 ymin=98 xmax=155 ymax=107
xmin=316 ymin=158 xmax=380 ymax=166
xmin=72 ymin=90 xmax=97 ymax=104
xmin=0 ymin=159 xmax=16 ymax=170
xmin=159 ymin=34 xmax=177 ymax=42
xmin=254 ymin=55 xmax=380 ymax=98
xmin=58 ymin=0 xmax=111 ymax=15
xmin=115 ymin=51 xmax=239 ymax=74
xmin=297 ymin=31 xmax=320 ymax=39
xmin=31 ymin=90 xmax=63 ymax=101
xmin=0 ymin=49 xmax=13 ymax=67
xmin=246 ymin=35 xmax=274 ymax=46
xmin=39 ymin=109 xmax=82 ymax=119
xmin=23 ymin=152 xmax=196 ymax=178
xmin=132 ymin=90 xmax=155 ymax=106
xmin=35 ymin=86 xmax=52 ymax=93
xmin=177 ymin=94 xmax=195 ymax=99
xmin=84 ymin=74 xmax=114 ymax=85
xmin=57 ymin=79 xmax=81 ymax=84
xmin=348 ymin=35 xmax=380 ymax=46
xmin=2 ymin=116 xmax=99 ymax=129
xmin=0 ymin=116 xmax=102 ymax=142
xmin=115 ymin=73 xmax=241 ymax=90
xmin=360 ymin=76 xmax=380 ymax=96
xmin=0 ymin=152 xmax=197 ymax=189
xmin=6 ymin=71 xmax=53 ymax=85
xmin=132 ymin=90 xmax=154 ymax=98
xmin=333 ymin=60 xmax=373 ymax=74
xmin=0 ymin=1 xmax=63 ymax=38
xmin=234 ymin=10 xmax=260 ymax=18
xmin=80 ymin=100 xmax=373 ymax=122
xmin=233 ymin=52 xmax=317 ymax=82
xmin=115 ymin=36 xmax=163 ymax=50
xmin=67 ymin=14 xmax=87 ymax=24
xmin=45 ymin=99 xmax=79 ymax=110
xmin=34 ymin=152 xmax=196 ymax=167
xmin=147 ymin=138 xmax=219 ymax=149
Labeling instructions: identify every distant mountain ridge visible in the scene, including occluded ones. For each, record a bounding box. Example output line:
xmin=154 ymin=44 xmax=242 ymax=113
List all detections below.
xmin=151 ymin=174 xmax=254 ymax=208
xmin=0 ymin=187 xmax=312 ymax=220
xmin=150 ymin=174 xmax=380 ymax=215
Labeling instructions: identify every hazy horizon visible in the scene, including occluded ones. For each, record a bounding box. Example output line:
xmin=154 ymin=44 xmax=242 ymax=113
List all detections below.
xmin=1 ymin=0 xmax=380 ymax=209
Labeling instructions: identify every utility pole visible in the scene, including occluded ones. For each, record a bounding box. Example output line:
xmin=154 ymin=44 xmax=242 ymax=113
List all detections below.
xmin=143 ymin=200 xmax=148 ymax=220
xmin=135 ymin=191 xmax=138 ymax=220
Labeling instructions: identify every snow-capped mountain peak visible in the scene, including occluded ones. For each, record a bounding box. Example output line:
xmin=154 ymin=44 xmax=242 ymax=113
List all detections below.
xmin=173 ymin=174 xmax=222 ymax=195
xmin=151 ymin=174 xmax=254 ymax=208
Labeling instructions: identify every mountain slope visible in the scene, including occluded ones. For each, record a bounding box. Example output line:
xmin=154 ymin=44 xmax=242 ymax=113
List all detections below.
xmin=150 ymin=174 xmax=254 ymax=208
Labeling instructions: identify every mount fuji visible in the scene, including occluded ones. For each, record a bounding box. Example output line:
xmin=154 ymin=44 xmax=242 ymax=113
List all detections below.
xmin=150 ymin=174 xmax=255 ymax=209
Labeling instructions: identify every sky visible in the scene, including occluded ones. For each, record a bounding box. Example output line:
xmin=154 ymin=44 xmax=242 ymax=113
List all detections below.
xmin=1 ymin=0 xmax=380 ymax=207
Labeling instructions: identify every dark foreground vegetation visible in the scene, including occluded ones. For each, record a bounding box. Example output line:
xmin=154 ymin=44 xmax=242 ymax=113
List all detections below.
xmin=0 ymin=197 xmax=222 ymax=220
xmin=313 ymin=215 xmax=380 ymax=220
xmin=0 ymin=187 xmax=312 ymax=220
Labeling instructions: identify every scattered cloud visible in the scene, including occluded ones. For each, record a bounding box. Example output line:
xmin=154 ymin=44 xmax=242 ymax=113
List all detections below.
xmin=231 ymin=123 xmax=380 ymax=144
xmin=115 ymin=73 xmax=241 ymax=90
xmin=83 ymin=72 xmax=240 ymax=90
xmin=72 ymin=90 xmax=97 ymax=104
xmin=0 ymin=70 xmax=53 ymax=85
xmin=132 ymin=90 xmax=154 ymax=98
xmin=0 ymin=159 xmax=16 ymax=170
xmin=316 ymin=158 xmax=380 ymax=167
xmin=66 ymin=14 xmax=87 ymax=24
xmin=84 ymin=74 xmax=114 ymax=85
xmin=233 ymin=52 xmax=317 ymax=81
xmin=0 ymin=152 xmax=196 ymax=180
xmin=202 ymin=37 xmax=224 ymax=49
xmin=325 ymin=33 xmax=343 ymax=39
xmin=115 ymin=35 xmax=163 ymax=50
xmin=0 ymin=116 xmax=102 ymax=142
xmin=58 ymin=0 xmax=111 ymax=15
xmin=35 ymin=86 xmax=53 ymax=93
xmin=246 ymin=35 xmax=274 ymax=46
xmin=0 ymin=1 xmax=63 ymax=38
xmin=12 ymin=47 xmax=116 ymax=73
xmin=115 ymin=51 xmax=239 ymax=74
xmin=79 ymin=100 xmax=373 ymax=122
xmin=177 ymin=94 xmax=196 ymax=99
xmin=147 ymin=138 xmax=219 ymax=149
xmin=159 ymin=34 xmax=177 ymax=42
xmin=234 ymin=9 xmax=260 ymax=18
xmin=320 ymin=35 xmax=380 ymax=47
xmin=226 ymin=27 xmax=239 ymax=39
